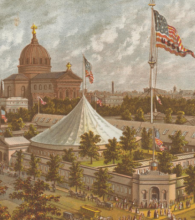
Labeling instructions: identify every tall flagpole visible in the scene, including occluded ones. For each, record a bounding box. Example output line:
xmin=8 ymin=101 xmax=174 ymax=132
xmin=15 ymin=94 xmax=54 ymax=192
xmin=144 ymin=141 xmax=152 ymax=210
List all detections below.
xmin=148 ymin=0 xmax=156 ymax=161
xmin=82 ymin=55 xmax=85 ymax=96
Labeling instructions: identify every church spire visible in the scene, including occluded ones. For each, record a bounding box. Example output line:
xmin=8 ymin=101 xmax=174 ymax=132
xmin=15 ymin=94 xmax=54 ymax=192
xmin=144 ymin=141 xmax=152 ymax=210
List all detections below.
xmin=31 ymin=23 xmax=39 ymax=44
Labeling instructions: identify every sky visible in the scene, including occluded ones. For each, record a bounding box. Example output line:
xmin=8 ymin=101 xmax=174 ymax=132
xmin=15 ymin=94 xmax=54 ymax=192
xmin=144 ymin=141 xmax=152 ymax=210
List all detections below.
xmin=0 ymin=0 xmax=195 ymax=92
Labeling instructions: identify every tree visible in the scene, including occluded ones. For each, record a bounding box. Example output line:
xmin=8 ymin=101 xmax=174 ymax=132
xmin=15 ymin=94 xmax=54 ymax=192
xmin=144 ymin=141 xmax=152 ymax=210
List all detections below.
xmin=169 ymin=130 xmax=188 ymax=154
xmin=157 ymin=151 xmax=175 ymax=174
xmin=69 ymin=162 xmax=84 ymax=192
xmin=17 ymin=107 xmax=30 ymax=122
xmin=9 ymin=177 xmax=61 ymax=220
xmin=79 ymin=131 xmax=101 ymax=164
xmin=184 ymin=165 xmax=195 ymax=202
xmin=92 ymin=168 xmax=112 ymax=201
xmin=26 ymin=154 xmax=41 ymax=180
xmin=164 ymin=108 xmax=173 ymax=123
xmin=103 ymin=138 xmax=120 ymax=164
xmin=141 ymin=128 xmax=152 ymax=152
xmin=45 ymin=154 xmax=63 ymax=189
xmin=121 ymin=110 xmax=132 ymax=121
xmin=62 ymin=148 xmax=76 ymax=163
xmin=133 ymin=150 xmax=145 ymax=160
xmin=24 ymin=124 xmax=38 ymax=140
xmin=120 ymin=126 xmax=138 ymax=154
xmin=114 ymin=154 xmax=140 ymax=176
xmin=11 ymin=118 xmax=25 ymax=131
xmin=172 ymin=164 xmax=183 ymax=177
xmin=14 ymin=150 xmax=24 ymax=178
xmin=0 ymin=181 xmax=10 ymax=220
xmin=175 ymin=111 xmax=187 ymax=124
xmin=134 ymin=108 xmax=145 ymax=122
xmin=4 ymin=128 xmax=13 ymax=137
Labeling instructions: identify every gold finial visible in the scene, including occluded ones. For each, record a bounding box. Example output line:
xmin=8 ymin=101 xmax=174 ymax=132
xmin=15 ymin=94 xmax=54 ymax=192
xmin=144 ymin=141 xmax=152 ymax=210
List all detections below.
xmin=31 ymin=23 xmax=37 ymax=35
xmin=149 ymin=0 xmax=155 ymax=7
xmin=66 ymin=62 xmax=72 ymax=70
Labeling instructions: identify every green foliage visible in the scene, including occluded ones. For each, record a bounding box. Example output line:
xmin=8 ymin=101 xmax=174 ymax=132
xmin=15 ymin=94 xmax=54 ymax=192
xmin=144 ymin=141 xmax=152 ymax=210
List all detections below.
xmin=175 ymin=111 xmax=187 ymax=124
xmin=120 ymin=126 xmax=138 ymax=154
xmin=103 ymin=137 xmax=120 ymax=164
xmin=45 ymin=155 xmax=63 ymax=188
xmin=69 ymin=162 xmax=84 ymax=192
xmin=134 ymin=108 xmax=145 ymax=121
xmin=24 ymin=124 xmax=38 ymax=140
xmin=172 ymin=164 xmax=183 ymax=177
xmin=79 ymin=131 xmax=101 ymax=164
xmin=10 ymin=118 xmax=24 ymax=131
xmin=141 ymin=128 xmax=152 ymax=152
xmin=157 ymin=151 xmax=175 ymax=174
xmin=164 ymin=108 xmax=173 ymax=123
xmin=14 ymin=150 xmax=24 ymax=177
xmin=0 ymin=181 xmax=10 ymax=219
xmin=92 ymin=168 xmax=112 ymax=201
xmin=121 ymin=109 xmax=132 ymax=121
xmin=133 ymin=150 xmax=145 ymax=160
xmin=26 ymin=154 xmax=41 ymax=180
xmin=4 ymin=128 xmax=13 ymax=137
xmin=9 ymin=177 xmax=61 ymax=220
xmin=62 ymin=148 xmax=76 ymax=163
xmin=169 ymin=130 xmax=188 ymax=154
xmin=114 ymin=153 xmax=140 ymax=176
xmin=184 ymin=165 xmax=195 ymax=202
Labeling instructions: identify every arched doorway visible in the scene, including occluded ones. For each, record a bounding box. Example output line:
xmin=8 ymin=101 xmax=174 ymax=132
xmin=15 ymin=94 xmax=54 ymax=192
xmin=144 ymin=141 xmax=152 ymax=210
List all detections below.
xmin=150 ymin=187 xmax=159 ymax=201
xmin=0 ymin=152 xmax=3 ymax=162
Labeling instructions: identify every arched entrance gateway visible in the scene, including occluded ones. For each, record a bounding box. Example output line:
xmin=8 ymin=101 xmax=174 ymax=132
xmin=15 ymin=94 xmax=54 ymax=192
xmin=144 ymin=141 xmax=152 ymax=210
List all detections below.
xmin=150 ymin=187 xmax=159 ymax=201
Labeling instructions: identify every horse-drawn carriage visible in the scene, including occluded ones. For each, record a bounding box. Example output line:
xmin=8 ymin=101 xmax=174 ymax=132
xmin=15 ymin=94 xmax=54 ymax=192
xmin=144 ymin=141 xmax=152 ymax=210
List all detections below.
xmin=96 ymin=199 xmax=113 ymax=210
xmin=69 ymin=190 xmax=87 ymax=201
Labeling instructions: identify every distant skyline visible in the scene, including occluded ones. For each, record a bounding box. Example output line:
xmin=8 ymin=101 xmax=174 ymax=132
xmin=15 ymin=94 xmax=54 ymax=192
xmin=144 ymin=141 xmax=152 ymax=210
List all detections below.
xmin=0 ymin=0 xmax=195 ymax=92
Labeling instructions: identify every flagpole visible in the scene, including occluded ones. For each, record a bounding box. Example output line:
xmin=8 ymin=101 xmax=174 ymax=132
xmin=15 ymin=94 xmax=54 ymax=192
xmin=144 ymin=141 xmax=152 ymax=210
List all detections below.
xmin=82 ymin=55 xmax=85 ymax=96
xmin=38 ymin=98 xmax=40 ymax=114
xmin=95 ymin=93 xmax=97 ymax=111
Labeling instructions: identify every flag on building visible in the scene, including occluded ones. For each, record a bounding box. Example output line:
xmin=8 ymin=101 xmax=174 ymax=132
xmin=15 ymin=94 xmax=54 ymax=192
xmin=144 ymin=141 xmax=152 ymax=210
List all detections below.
xmin=156 ymin=95 xmax=162 ymax=105
xmin=154 ymin=10 xmax=195 ymax=58
xmin=155 ymin=137 xmax=163 ymax=146
xmin=84 ymin=55 xmax=94 ymax=83
xmin=1 ymin=110 xmax=7 ymax=123
xmin=38 ymin=96 xmax=47 ymax=105
xmin=96 ymin=98 xmax=102 ymax=106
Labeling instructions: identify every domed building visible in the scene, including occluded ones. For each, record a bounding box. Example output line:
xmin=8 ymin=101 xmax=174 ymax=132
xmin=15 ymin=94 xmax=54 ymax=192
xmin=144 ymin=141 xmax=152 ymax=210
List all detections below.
xmin=3 ymin=24 xmax=82 ymax=107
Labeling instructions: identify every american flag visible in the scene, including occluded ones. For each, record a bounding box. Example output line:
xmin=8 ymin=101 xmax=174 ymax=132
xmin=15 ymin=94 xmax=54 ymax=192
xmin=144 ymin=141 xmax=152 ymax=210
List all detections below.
xmin=96 ymin=98 xmax=102 ymax=106
xmin=84 ymin=56 xmax=94 ymax=84
xmin=154 ymin=10 xmax=195 ymax=58
xmin=38 ymin=96 xmax=47 ymax=105
xmin=156 ymin=95 xmax=162 ymax=105
xmin=1 ymin=110 xmax=7 ymax=123
xmin=155 ymin=138 xmax=163 ymax=146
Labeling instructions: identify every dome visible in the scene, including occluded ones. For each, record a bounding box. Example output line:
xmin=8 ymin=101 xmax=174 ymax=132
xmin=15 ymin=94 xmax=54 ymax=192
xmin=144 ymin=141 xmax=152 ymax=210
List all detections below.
xmin=18 ymin=24 xmax=51 ymax=78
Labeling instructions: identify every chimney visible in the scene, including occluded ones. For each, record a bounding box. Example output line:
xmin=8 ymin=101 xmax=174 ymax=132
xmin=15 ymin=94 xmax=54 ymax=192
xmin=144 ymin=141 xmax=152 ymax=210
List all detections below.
xmin=112 ymin=81 xmax=114 ymax=94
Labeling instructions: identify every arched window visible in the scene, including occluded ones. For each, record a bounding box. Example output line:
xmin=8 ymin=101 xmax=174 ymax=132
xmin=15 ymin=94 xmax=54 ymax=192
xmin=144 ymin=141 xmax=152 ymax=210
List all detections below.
xmin=44 ymin=85 xmax=47 ymax=90
xmin=34 ymin=85 xmax=37 ymax=90
xmin=49 ymin=84 xmax=52 ymax=90
xmin=39 ymin=85 xmax=42 ymax=90
xmin=21 ymin=86 xmax=25 ymax=97
xmin=7 ymin=86 xmax=11 ymax=97
xmin=60 ymin=91 xmax=63 ymax=99
xmin=66 ymin=90 xmax=69 ymax=98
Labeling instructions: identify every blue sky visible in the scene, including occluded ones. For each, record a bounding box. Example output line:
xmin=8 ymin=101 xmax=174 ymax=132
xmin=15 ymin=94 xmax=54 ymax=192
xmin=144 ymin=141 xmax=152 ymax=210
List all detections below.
xmin=0 ymin=0 xmax=195 ymax=92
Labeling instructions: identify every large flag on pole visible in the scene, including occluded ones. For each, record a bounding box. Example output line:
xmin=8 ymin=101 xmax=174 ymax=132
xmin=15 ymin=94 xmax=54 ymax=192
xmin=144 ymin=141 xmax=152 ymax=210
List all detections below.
xmin=154 ymin=10 xmax=195 ymax=58
xmin=37 ymin=96 xmax=47 ymax=105
xmin=84 ymin=56 xmax=94 ymax=84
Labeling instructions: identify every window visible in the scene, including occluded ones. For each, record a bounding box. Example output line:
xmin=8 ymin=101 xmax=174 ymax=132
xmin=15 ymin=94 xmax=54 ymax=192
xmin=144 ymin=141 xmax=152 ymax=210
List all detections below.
xmin=52 ymin=119 xmax=58 ymax=124
xmin=74 ymin=91 xmax=76 ymax=98
xmin=7 ymin=86 xmax=11 ymax=97
xmin=40 ymin=118 xmax=45 ymax=122
xmin=34 ymin=117 xmax=39 ymax=122
xmin=21 ymin=86 xmax=25 ymax=97
xmin=39 ymin=85 xmax=42 ymax=90
xmin=171 ymin=130 xmax=177 ymax=135
xmin=129 ymin=188 xmax=131 ymax=194
xmin=45 ymin=58 xmax=47 ymax=64
xmin=33 ymin=58 xmax=36 ymax=64
xmin=45 ymin=118 xmax=51 ymax=123
xmin=34 ymin=85 xmax=37 ymax=90
xmin=182 ymin=131 xmax=188 ymax=136
xmin=112 ymin=185 xmax=115 ymax=191
xmin=60 ymin=92 xmax=63 ymax=99
xmin=40 ymin=58 xmax=42 ymax=64
xmin=125 ymin=187 xmax=127 ymax=194
xmin=163 ymin=129 xmax=169 ymax=135
xmin=192 ymin=149 xmax=194 ymax=152
xmin=66 ymin=90 xmax=69 ymax=98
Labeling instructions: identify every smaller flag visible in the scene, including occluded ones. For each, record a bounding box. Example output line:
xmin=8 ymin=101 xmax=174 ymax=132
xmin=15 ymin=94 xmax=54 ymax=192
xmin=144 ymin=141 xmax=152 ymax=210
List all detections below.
xmin=84 ymin=55 xmax=94 ymax=83
xmin=155 ymin=138 xmax=163 ymax=146
xmin=96 ymin=98 xmax=102 ymax=106
xmin=156 ymin=96 xmax=162 ymax=105
xmin=1 ymin=110 xmax=7 ymax=123
xmin=159 ymin=146 xmax=166 ymax=152
xmin=38 ymin=96 xmax=47 ymax=105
